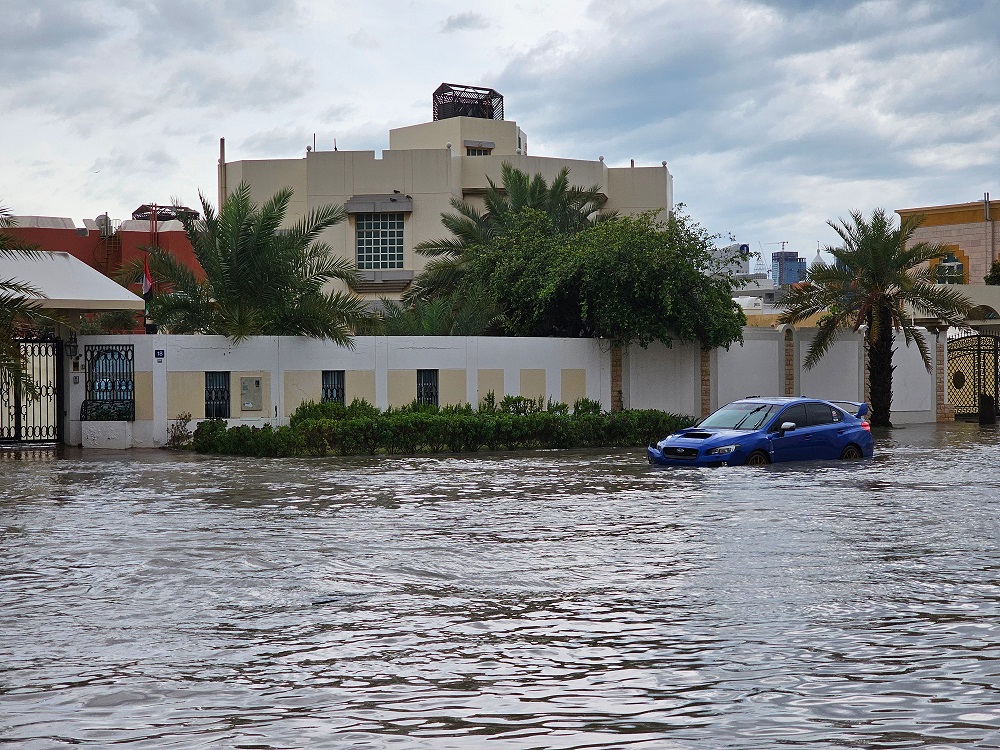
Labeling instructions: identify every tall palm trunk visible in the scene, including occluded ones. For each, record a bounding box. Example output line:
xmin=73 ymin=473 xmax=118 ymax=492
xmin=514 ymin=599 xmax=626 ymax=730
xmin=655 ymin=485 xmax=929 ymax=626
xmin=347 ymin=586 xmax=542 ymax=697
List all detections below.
xmin=868 ymin=306 xmax=895 ymax=427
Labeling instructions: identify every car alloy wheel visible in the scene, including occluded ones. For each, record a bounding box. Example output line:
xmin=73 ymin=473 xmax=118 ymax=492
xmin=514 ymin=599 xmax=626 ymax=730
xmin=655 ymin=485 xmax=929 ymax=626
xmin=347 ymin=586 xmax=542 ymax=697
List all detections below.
xmin=840 ymin=445 xmax=862 ymax=460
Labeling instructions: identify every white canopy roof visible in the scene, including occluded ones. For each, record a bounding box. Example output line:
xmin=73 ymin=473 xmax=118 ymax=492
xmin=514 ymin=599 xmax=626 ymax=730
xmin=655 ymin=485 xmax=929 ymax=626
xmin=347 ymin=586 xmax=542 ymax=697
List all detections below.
xmin=0 ymin=251 xmax=144 ymax=313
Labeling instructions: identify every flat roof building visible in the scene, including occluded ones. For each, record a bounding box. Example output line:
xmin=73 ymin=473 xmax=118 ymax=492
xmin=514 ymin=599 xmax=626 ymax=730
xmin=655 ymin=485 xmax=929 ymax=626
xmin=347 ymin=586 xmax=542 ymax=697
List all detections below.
xmin=897 ymin=194 xmax=999 ymax=286
xmin=221 ymin=84 xmax=675 ymax=300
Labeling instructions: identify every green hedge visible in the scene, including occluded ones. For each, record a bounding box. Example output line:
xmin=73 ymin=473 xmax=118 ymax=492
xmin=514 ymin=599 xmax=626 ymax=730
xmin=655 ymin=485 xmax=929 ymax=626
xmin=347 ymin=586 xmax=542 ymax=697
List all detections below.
xmin=192 ymin=398 xmax=693 ymax=457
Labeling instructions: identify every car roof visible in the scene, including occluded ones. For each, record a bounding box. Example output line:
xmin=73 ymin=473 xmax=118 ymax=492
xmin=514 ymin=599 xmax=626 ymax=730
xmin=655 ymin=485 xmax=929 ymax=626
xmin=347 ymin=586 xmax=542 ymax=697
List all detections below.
xmin=730 ymin=396 xmax=833 ymax=406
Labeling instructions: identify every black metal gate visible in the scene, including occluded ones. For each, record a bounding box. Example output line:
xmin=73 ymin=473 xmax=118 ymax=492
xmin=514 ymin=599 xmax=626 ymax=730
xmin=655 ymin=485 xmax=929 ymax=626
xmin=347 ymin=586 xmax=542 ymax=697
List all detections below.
xmin=947 ymin=334 xmax=1000 ymax=417
xmin=80 ymin=344 xmax=135 ymax=421
xmin=0 ymin=339 xmax=63 ymax=443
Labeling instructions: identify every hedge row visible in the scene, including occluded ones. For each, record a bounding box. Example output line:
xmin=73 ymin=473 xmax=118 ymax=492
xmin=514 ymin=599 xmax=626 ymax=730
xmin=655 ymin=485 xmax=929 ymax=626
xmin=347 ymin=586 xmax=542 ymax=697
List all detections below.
xmin=191 ymin=399 xmax=694 ymax=457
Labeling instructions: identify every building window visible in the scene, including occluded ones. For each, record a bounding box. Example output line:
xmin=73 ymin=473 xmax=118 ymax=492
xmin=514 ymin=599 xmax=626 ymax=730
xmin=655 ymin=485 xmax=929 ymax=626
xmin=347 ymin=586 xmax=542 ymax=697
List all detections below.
xmin=81 ymin=344 xmax=135 ymax=421
xmin=466 ymin=147 xmax=492 ymax=156
xmin=322 ymin=370 xmax=345 ymax=405
xmin=417 ymin=369 xmax=439 ymax=406
xmin=205 ymin=371 xmax=231 ymax=419
xmin=356 ymin=213 xmax=404 ymax=269
xmin=936 ymin=251 xmax=966 ymax=284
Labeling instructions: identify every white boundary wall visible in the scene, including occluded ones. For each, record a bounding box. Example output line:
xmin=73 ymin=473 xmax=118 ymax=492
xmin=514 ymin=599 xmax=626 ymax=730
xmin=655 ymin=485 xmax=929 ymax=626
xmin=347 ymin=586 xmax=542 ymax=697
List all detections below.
xmin=65 ymin=328 xmax=939 ymax=448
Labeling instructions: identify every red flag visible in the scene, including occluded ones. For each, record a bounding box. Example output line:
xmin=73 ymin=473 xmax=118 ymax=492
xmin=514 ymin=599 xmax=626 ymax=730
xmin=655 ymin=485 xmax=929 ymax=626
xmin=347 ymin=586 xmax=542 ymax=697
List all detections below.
xmin=142 ymin=256 xmax=153 ymax=301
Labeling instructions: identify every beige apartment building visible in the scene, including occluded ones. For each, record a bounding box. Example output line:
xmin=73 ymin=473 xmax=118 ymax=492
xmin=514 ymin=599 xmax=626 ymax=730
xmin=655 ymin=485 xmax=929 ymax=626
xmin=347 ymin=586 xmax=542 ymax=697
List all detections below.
xmin=219 ymin=84 xmax=674 ymax=300
xmin=897 ymin=193 xmax=999 ymax=286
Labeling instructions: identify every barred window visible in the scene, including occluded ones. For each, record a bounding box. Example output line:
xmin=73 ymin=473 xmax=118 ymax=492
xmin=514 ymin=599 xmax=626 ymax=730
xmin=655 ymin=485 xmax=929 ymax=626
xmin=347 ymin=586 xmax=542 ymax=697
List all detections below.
xmin=417 ymin=369 xmax=439 ymax=407
xmin=80 ymin=344 xmax=135 ymax=422
xmin=205 ymin=371 xmax=231 ymax=419
xmin=356 ymin=212 xmax=404 ymax=269
xmin=322 ymin=370 xmax=345 ymax=405
xmin=466 ymin=147 xmax=492 ymax=156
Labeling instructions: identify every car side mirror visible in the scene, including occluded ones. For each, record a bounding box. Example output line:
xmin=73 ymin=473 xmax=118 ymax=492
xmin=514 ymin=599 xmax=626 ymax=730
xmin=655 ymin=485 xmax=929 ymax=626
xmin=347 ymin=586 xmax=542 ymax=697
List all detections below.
xmin=779 ymin=421 xmax=796 ymax=434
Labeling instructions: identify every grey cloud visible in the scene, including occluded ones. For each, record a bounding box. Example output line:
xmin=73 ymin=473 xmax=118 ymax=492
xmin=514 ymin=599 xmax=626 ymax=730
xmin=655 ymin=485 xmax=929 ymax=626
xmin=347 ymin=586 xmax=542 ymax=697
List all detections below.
xmin=136 ymin=0 xmax=300 ymax=56
xmin=494 ymin=0 xmax=1000 ymax=250
xmin=318 ymin=103 xmax=358 ymax=121
xmin=238 ymin=121 xmax=386 ymax=158
xmin=240 ymin=128 xmax=314 ymax=157
xmin=89 ymin=148 xmax=179 ymax=176
xmin=166 ymin=57 xmax=314 ymax=111
xmin=0 ymin=0 xmax=116 ymax=82
xmin=441 ymin=12 xmax=489 ymax=32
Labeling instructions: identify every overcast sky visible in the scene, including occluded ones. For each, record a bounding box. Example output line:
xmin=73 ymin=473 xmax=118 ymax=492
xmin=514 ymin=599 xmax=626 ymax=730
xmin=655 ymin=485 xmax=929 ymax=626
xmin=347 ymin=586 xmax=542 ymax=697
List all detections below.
xmin=3 ymin=0 xmax=998 ymax=263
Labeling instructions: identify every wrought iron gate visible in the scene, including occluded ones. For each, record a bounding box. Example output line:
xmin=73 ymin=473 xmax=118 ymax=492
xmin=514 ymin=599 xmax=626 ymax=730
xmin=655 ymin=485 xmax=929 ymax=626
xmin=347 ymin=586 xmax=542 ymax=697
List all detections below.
xmin=947 ymin=334 xmax=1000 ymax=417
xmin=0 ymin=339 xmax=63 ymax=443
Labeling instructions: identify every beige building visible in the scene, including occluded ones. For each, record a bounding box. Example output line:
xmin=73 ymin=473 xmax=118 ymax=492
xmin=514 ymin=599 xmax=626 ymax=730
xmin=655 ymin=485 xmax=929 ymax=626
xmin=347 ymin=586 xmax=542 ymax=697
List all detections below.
xmin=220 ymin=84 xmax=674 ymax=300
xmin=897 ymin=194 xmax=999 ymax=286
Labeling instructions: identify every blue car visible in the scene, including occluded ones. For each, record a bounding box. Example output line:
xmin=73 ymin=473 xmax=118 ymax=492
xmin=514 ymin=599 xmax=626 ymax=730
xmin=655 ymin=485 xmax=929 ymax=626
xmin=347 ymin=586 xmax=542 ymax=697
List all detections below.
xmin=647 ymin=396 xmax=873 ymax=467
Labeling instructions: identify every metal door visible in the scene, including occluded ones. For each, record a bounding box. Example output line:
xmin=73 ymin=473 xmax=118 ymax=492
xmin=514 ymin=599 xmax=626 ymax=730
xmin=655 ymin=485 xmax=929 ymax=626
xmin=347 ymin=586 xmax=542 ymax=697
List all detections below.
xmin=947 ymin=334 xmax=1000 ymax=418
xmin=0 ymin=339 xmax=62 ymax=443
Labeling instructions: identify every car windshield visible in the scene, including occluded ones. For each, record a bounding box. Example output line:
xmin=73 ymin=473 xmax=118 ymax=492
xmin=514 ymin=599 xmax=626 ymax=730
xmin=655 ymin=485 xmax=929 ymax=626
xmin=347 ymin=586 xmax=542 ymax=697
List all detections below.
xmin=698 ymin=402 xmax=780 ymax=430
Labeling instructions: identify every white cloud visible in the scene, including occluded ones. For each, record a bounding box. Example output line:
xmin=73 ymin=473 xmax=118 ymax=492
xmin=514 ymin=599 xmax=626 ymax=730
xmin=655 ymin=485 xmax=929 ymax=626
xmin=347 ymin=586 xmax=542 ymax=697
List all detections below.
xmin=1 ymin=0 xmax=997 ymax=260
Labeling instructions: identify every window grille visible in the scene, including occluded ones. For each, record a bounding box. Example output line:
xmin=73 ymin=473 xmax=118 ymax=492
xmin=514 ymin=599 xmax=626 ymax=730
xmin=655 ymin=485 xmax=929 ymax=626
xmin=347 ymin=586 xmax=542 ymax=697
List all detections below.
xmin=322 ymin=370 xmax=345 ymax=405
xmin=205 ymin=372 xmax=231 ymax=419
xmin=81 ymin=344 xmax=135 ymax=421
xmin=356 ymin=213 xmax=404 ymax=269
xmin=417 ymin=369 xmax=439 ymax=406
xmin=466 ymin=147 xmax=492 ymax=156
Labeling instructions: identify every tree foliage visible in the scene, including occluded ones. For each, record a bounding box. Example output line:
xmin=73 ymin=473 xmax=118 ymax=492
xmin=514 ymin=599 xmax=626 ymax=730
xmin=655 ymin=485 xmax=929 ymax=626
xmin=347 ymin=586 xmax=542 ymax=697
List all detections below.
xmin=375 ymin=288 xmax=501 ymax=336
xmin=0 ymin=203 xmax=46 ymax=399
xmin=407 ymin=162 xmax=615 ymax=302
xmin=778 ymin=208 xmax=971 ymax=427
xmin=458 ymin=206 xmax=746 ymax=350
xmin=119 ymin=182 xmax=370 ymax=344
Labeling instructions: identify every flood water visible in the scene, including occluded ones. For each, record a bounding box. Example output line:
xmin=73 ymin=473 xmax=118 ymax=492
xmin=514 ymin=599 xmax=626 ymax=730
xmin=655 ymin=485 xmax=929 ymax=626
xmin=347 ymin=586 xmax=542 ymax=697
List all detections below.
xmin=3 ymin=423 xmax=1000 ymax=749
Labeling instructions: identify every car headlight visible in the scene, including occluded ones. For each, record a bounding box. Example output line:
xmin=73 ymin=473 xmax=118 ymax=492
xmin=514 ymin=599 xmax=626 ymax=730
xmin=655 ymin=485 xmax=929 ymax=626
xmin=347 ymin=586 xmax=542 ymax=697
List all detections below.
xmin=706 ymin=444 xmax=739 ymax=455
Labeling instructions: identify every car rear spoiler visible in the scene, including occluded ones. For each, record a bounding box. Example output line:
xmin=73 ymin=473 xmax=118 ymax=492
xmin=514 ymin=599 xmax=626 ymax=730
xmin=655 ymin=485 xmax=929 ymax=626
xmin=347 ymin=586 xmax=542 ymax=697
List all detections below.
xmin=831 ymin=400 xmax=869 ymax=418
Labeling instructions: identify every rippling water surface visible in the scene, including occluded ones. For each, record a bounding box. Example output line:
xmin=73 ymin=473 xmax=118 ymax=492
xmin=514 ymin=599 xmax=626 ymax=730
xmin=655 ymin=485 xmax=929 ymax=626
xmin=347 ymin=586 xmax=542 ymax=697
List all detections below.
xmin=4 ymin=423 xmax=1000 ymax=749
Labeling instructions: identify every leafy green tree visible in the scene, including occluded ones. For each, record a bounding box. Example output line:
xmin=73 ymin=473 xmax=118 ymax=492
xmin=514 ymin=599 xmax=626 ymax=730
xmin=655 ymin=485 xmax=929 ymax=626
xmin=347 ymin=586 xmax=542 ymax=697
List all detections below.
xmin=778 ymin=208 xmax=971 ymax=427
xmin=461 ymin=207 xmax=745 ymax=348
xmin=408 ymin=162 xmax=614 ymax=302
xmin=985 ymin=260 xmax=1000 ymax=285
xmin=1 ymin=204 xmax=45 ymax=399
xmin=457 ymin=206 xmax=745 ymax=408
xmin=376 ymin=288 xmax=500 ymax=336
xmin=120 ymin=182 xmax=370 ymax=343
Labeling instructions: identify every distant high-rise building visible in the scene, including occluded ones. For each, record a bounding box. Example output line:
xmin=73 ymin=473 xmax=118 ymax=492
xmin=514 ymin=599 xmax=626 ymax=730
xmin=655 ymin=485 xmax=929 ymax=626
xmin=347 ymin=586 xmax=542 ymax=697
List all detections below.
xmin=771 ymin=251 xmax=807 ymax=285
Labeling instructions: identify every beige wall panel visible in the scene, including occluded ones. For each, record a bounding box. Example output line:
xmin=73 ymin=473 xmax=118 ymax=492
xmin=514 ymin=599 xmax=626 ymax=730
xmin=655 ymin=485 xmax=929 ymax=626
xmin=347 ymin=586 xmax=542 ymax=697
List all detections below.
xmin=134 ymin=371 xmax=154 ymax=422
xmin=388 ymin=370 xmax=417 ymax=408
xmin=478 ymin=369 xmax=504 ymax=404
xmin=234 ymin=371 xmax=270 ymax=416
xmin=346 ymin=370 xmax=376 ymax=405
xmin=561 ymin=369 xmax=587 ymax=408
xmin=465 ymin=154 xmax=606 ymax=195
xmin=520 ymin=369 xmax=546 ymax=400
xmin=407 ymin=149 xmax=452 ymax=193
xmin=606 ymin=167 xmax=671 ymax=217
xmin=285 ymin=370 xmax=322 ymax=417
xmin=234 ymin=160 xmax=308 ymax=225
xmin=167 ymin=371 xmax=206 ymax=419
xmin=439 ymin=369 xmax=467 ymax=406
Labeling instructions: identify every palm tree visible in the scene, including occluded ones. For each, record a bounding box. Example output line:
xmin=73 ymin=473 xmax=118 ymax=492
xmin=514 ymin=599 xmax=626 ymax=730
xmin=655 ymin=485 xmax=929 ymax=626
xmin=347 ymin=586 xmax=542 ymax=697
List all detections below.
xmin=407 ymin=162 xmax=614 ymax=302
xmin=120 ymin=182 xmax=370 ymax=344
xmin=778 ymin=208 xmax=972 ymax=427
xmin=374 ymin=286 xmax=501 ymax=336
xmin=0 ymin=203 xmax=45 ymax=400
